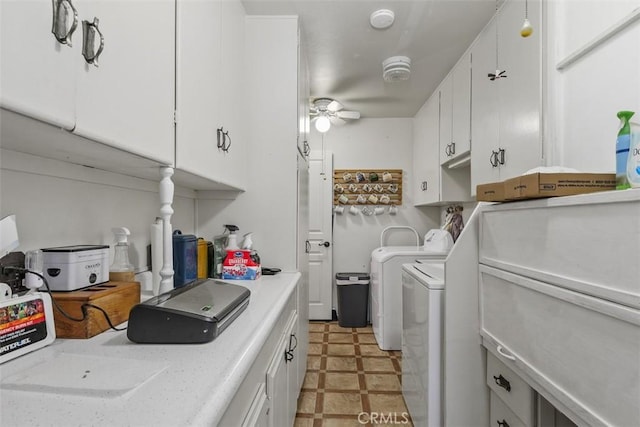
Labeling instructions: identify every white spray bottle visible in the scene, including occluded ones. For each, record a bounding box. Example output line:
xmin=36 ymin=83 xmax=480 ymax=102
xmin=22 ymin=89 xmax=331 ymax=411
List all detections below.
xmin=110 ymin=227 xmax=135 ymax=282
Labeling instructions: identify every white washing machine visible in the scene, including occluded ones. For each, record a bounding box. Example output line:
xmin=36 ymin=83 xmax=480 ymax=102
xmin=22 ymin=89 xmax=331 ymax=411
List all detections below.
xmin=369 ymin=229 xmax=452 ymax=350
xmin=401 ymin=262 xmax=445 ymax=427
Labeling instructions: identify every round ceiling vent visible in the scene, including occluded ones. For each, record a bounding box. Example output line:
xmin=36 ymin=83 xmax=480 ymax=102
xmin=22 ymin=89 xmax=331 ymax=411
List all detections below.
xmin=382 ymin=56 xmax=411 ymax=82
xmin=370 ymin=9 xmax=395 ymax=29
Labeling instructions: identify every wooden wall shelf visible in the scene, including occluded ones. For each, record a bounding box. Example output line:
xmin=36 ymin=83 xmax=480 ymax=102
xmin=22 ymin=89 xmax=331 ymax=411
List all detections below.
xmin=333 ymin=169 xmax=403 ymax=205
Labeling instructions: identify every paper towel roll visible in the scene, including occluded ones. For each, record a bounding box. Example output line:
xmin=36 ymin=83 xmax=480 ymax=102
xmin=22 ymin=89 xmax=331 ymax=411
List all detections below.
xmin=150 ymin=218 xmax=163 ymax=295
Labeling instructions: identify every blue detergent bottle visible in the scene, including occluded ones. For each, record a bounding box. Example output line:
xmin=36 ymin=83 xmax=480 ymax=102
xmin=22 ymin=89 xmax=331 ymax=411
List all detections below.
xmin=616 ymin=111 xmax=634 ymax=189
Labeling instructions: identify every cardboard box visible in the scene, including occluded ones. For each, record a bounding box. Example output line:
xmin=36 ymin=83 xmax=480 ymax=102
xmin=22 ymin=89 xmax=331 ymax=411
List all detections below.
xmin=222 ymin=250 xmax=261 ymax=280
xmin=504 ymin=173 xmax=616 ymax=200
xmin=476 ymin=181 xmax=506 ymax=202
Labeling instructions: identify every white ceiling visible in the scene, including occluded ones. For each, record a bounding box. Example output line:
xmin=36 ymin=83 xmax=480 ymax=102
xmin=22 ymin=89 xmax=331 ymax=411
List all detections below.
xmin=241 ymin=0 xmax=497 ymax=118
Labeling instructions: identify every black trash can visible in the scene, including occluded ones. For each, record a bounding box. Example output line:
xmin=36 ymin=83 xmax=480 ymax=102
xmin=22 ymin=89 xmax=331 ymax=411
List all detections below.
xmin=336 ymin=272 xmax=370 ymax=328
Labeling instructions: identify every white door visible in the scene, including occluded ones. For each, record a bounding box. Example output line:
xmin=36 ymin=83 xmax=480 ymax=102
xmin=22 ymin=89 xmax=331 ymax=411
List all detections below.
xmin=308 ymin=150 xmax=333 ymax=320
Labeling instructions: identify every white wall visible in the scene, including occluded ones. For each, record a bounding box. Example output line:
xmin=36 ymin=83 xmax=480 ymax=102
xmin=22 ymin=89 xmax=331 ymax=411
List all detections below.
xmin=0 ymin=149 xmax=196 ymax=276
xmin=545 ymin=0 xmax=640 ymax=170
xmin=308 ymin=118 xmax=441 ymax=277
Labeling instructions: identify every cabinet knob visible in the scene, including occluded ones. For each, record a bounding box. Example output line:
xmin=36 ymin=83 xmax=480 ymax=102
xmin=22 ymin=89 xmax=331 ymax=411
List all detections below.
xmin=81 ymin=17 xmax=104 ymax=67
xmin=319 ymin=241 xmax=330 ymax=248
xmin=51 ymin=0 xmax=78 ymax=47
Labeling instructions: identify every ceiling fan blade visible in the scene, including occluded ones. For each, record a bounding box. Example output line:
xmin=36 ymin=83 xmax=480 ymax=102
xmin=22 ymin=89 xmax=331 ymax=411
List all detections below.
xmin=329 ymin=116 xmax=346 ymax=126
xmin=336 ymin=110 xmax=360 ymax=120
xmin=327 ymin=100 xmax=343 ymax=112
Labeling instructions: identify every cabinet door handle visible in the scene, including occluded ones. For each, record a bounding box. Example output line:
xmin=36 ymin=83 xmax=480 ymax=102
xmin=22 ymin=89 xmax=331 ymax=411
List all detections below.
xmin=52 ymin=0 xmax=78 ymax=46
xmin=445 ymin=144 xmax=451 ymax=156
xmin=490 ymin=151 xmax=499 ymax=167
xmin=497 ymin=345 xmax=516 ymax=361
xmin=217 ymin=127 xmax=231 ymax=152
xmin=305 ymin=240 xmax=311 ymax=253
xmin=450 ymin=142 xmax=455 ymax=155
xmin=493 ymin=374 xmax=511 ymax=392
xmin=421 ymin=181 xmax=428 ymax=191
xmin=81 ymin=17 xmax=104 ymax=66
xmin=497 ymin=420 xmax=510 ymax=427
xmin=303 ymin=140 xmax=310 ymax=157
xmin=289 ymin=333 xmax=298 ymax=352
xmin=498 ymin=148 xmax=505 ymax=165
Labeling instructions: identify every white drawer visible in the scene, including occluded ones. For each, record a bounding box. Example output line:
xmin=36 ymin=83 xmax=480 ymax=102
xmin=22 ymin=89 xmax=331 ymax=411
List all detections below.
xmin=490 ymin=391 xmax=527 ymax=427
xmin=480 ymin=265 xmax=640 ymax=427
xmin=486 ymin=352 xmax=534 ymax=426
xmin=479 ymin=193 xmax=640 ymax=309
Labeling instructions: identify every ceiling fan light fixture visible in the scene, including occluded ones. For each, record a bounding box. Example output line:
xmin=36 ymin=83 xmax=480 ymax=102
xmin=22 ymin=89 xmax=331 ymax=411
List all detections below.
xmin=382 ymin=56 xmax=411 ymax=82
xmin=370 ymin=9 xmax=395 ymax=29
xmin=315 ymin=115 xmax=331 ymax=133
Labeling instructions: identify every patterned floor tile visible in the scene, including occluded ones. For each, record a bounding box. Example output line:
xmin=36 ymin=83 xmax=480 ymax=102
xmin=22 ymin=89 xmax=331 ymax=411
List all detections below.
xmin=296 ymin=321 xmax=413 ymax=426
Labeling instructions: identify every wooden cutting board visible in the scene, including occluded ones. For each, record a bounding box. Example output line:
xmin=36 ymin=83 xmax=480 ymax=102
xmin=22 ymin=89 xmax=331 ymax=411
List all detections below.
xmin=51 ymin=281 xmax=140 ymax=339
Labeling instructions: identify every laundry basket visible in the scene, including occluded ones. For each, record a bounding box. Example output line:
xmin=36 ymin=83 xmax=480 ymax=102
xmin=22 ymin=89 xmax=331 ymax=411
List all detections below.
xmin=336 ymin=272 xmax=370 ymax=328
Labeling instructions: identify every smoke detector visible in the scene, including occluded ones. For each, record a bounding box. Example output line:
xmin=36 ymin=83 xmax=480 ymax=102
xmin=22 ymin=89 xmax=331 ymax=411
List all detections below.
xmin=382 ymin=56 xmax=411 ymax=82
xmin=370 ymin=9 xmax=395 ymax=29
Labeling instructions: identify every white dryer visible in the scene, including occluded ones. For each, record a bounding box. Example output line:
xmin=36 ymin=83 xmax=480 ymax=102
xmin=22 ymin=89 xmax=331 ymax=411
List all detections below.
xmin=401 ymin=262 xmax=445 ymax=427
xmin=369 ymin=229 xmax=452 ymax=350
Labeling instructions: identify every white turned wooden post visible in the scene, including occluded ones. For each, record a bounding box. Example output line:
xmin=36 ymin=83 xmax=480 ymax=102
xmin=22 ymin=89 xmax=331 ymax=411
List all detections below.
xmin=159 ymin=166 xmax=174 ymax=293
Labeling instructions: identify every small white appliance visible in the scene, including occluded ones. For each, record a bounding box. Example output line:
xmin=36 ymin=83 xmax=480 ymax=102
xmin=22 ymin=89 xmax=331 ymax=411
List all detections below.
xmin=369 ymin=227 xmax=452 ymax=350
xmin=42 ymin=245 xmax=109 ymax=291
xmin=401 ymin=262 xmax=445 ymax=427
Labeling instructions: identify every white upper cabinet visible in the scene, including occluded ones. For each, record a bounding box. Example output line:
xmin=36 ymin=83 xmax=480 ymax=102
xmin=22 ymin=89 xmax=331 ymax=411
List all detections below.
xmin=74 ymin=0 xmax=175 ymax=165
xmin=175 ymin=0 xmax=246 ymax=190
xmin=413 ymin=92 xmax=441 ymax=205
xmin=0 ymin=0 xmax=77 ymax=130
xmin=414 ymin=73 xmax=472 ymax=206
xmin=471 ymin=0 xmax=542 ymax=194
xmin=1 ymin=0 xmax=175 ymax=167
xmin=440 ymin=53 xmax=472 ymax=166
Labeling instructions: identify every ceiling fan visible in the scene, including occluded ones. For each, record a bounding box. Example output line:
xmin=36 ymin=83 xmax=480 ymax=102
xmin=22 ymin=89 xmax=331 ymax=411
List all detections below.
xmin=310 ymin=98 xmax=360 ymax=133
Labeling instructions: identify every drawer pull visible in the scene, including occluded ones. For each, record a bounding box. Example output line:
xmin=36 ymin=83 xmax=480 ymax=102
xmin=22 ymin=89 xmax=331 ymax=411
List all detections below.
xmin=497 ymin=345 xmax=516 ymax=361
xmin=493 ymin=374 xmax=511 ymax=392
xmin=497 ymin=420 xmax=510 ymax=427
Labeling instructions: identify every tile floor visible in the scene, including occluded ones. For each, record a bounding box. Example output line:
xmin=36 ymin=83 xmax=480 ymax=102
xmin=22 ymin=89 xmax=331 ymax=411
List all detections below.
xmin=295 ymin=321 xmax=413 ymax=427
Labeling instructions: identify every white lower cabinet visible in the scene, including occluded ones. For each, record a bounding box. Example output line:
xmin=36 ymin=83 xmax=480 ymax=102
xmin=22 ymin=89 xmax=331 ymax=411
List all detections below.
xmin=220 ymin=282 xmax=305 ymax=427
xmin=490 ymin=391 xmax=528 ymax=427
xmin=487 ymin=353 xmax=535 ymax=427
xmin=480 ymin=265 xmax=640 ymax=427
xmin=479 ymin=193 xmax=640 ymax=427
xmin=266 ymin=311 xmax=299 ymax=427
xmin=242 ymin=384 xmax=270 ymax=427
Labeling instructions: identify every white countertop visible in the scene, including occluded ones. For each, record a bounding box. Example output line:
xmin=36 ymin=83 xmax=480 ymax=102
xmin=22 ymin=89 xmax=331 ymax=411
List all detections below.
xmin=0 ymin=273 xmax=301 ymax=426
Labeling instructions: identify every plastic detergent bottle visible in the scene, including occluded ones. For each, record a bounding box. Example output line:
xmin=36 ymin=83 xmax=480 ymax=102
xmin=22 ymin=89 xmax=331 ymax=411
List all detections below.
xmin=627 ymin=121 xmax=640 ymax=188
xmin=616 ymin=111 xmax=634 ymax=189
xmin=110 ymin=227 xmax=135 ymax=282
